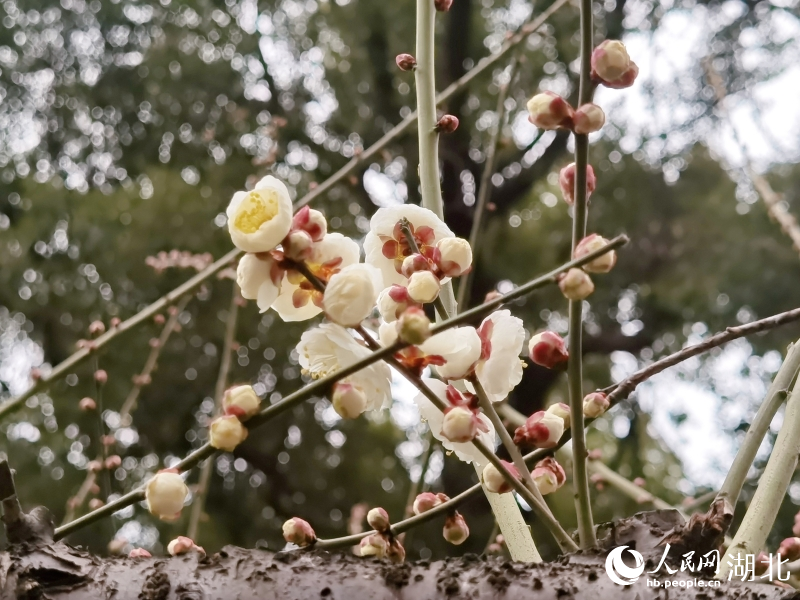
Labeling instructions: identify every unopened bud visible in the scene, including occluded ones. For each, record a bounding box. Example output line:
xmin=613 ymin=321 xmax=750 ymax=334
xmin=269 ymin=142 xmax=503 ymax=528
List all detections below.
xmin=633 ymin=477 xmax=646 ymax=487
xmin=574 ymin=234 xmax=617 ymax=273
xmin=378 ymin=285 xmax=414 ymax=323
xmin=558 ymin=163 xmax=597 ymax=206
xmin=435 ymin=114 xmax=459 ymax=133
xmin=793 ymin=511 xmax=800 ymax=536
xmin=526 ymin=92 xmax=574 ymax=130
xmin=778 ymin=537 xmax=800 ymax=561
xmin=441 ymin=406 xmax=479 ymax=443
xmin=168 ymin=536 xmax=205 ymax=556
xmin=154 ymin=314 xmax=166 ymax=325
xmin=481 ymin=460 xmax=520 ymax=494
xmin=558 ymin=268 xmax=595 ymax=300
xmin=129 ymin=548 xmax=152 ymax=558
xmin=283 ymin=229 xmax=314 ymax=261
xmin=387 ymin=539 xmax=406 ymax=563
xmin=145 ymin=469 xmax=188 ymax=522
xmin=79 ymin=397 xmax=97 ymax=412
xmin=108 ymin=538 xmax=127 ymax=554
xmin=105 ymin=455 xmax=122 ymax=470
xmin=591 ymin=40 xmax=632 ymax=84
xmin=87 ymin=460 xmax=103 ymax=473
xmin=88 ymin=320 xmax=106 ymax=337
xmin=413 ymin=492 xmax=446 ymax=515
xmin=283 ymin=517 xmax=316 ymax=547
xmin=89 ymin=498 xmax=105 ymax=510
xmin=94 ymin=369 xmax=108 ymax=384
xmin=583 ymin=391 xmax=610 ymax=418
xmin=528 ymin=331 xmax=569 ymax=369
xmin=434 ymin=0 xmax=453 ymax=11
xmin=545 ymin=402 xmax=571 ymax=429
xmin=573 ymin=103 xmax=605 ymax=134
xmin=209 ymin=414 xmax=248 ymax=452
xmin=367 ymin=507 xmax=391 ymax=532
xmin=291 ymin=206 xmax=327 ymax=242
xmin=323 ymin=263 xmax=382 ymax=328
xmin=513 ymin=410 xmax=565 ymax=448
xmin=223 ymin=384 xmax=262 ymax=420
xmin=484 ymin=290 xmax=503 ymax=303
xmin=443 ymin=512 xmax=470 ymax=545
xmin=360 ymin=533 xmax=389 ymax=558
xmin=396 ymin=306 xmax=431 ymax=345
xmin=396 ymin=53 xmax=417 ymax=71
xmin=532 ymin=457 xmax=566 ymax=495
xmin=602 ymin=62 xmax=639 ymax=89
xmin=30 ymin=368 xmax=41 ymax=381
xmin=401 ymin=253 xmax=430 ymax=278
xmin=110 ymin=317 xmax=121 ymax=328
xmin=436 ymin=237 xmax=472 ymax=277
xmin=407 ymin=270 xmax=440 ymax=304
xmin=331 ymin=382 xmax=368 ymax=419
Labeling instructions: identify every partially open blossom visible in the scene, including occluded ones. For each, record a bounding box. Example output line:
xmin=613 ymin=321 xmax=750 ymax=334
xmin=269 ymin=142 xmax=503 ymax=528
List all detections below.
xmin=331 ymin=382 xmax=368 ymax=419
xmin=145 ymin=469 xmax=188 ymax=522
xmin=435 ymin=114 xmax=459 ymax=133
xmin=283 ymin=229 xmax=314 ymax=261
xmin=79 ymin=397 xmax=97 ymax=412
xmin=396 ymin=306 xmax=431 ymax=345
xmin=360 ymin=533 xmax=390 ymax=558
xmin=532 ymin=457 xmax=566 ymax=495
xmin=583 ymin=391 xmax=610 ymax=418
xmin=377 ymin=285 xmax=416 ymax=323
xmin=227 ymin=175 xmax=293 ymax=253
xmin=778 ymin=537 xmax=800 ymax=561
xmin=573 ymin=103 xmax=605 ymax=135
xmin=482 ymin=460 xmax=520 ymax=494
xmin=413 ymin=492 xmax=448 ymax=515
xmin=420 ymin=327 xmax=482 ymax=380
xmin=407 ymin=270 xmax=440 ymax=304
xmin=513 ymin=410 xmax=565 ymax=448
xmin=367 ymin=507 xmax=391 ymax=532
xmin=526 ymin=92 xmax=574 ymax=130
xmin=291 ymin=206 xmax=327 ymax=242
xmin=473 ymin=310 xmax=525 ymax=403
xmin=437 ymin=237 xmax=472 ymax=277
xmin=396 ymin=53 xmax=416 ymax=71
xmin=236 ymin=253 xmax=284 ymax=313
xmin=591 ymin=40 xmax=638 ymax=88
xmin=443 ymin=512 xmax=469 ymax=545
xmin=223 ymin=384 xmax=261 ymax=419
xmin=546 ymin=402 xmax=571 ymax=429
xmin=168 ymin=536 xmax=205 ymax=556
xmin=283 ymin=517 xmax=316 ymax=547
xmin=574 ymin=234 xmax=617 ymax=273
xmin=558 ymin=268 xmax=595 ymax=300
xmin=129 ymin=548 xmax=152 ymax=558
xmin=559 ymin=163 xmax=597 ymax=206
xmin=298 ymin=323 xmax=392 ymax=411
xmin=323 ymin=263 xmax=383 ymax=327
xmin=209 ymin=415 xmax=248 ymax=452
xmin=528 ymin=331 xmax=569 ymax=369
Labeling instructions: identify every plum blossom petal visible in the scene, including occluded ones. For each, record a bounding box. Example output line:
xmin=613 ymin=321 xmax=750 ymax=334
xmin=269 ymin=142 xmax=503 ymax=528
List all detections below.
xmin=419 ymin=327 xmax=481 ymax=380
xmin=226 ymin=175 xmax=293 ymax=253
xmin=474 ymin=310 xmax=525 ymax=403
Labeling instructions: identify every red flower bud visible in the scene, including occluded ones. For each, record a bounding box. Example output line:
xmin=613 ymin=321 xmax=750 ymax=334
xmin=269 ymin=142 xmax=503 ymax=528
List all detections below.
xmin=443 ymin=512 xmax=470 ymax=545
xmin=367 ymin=507 xmax=391 ymax=532
xmin=435 ymin=114 xmax=459 ymax=133
xmin=528 ymin=331 xmax=568 ymax=369
xmin=434 ymin=0 xmax=453 ymax=10
xmin=413 ymin=492 xmax=446 ymax=515
xmin=583 ymin=391 xmax=610 ymax=418
xmin=481 ymin=460 xmax=520 ymax=494
xmin=526 ymin=92 xmax=575 ymax=130
xmin=558 ymin=162 xmax=597 ymax=207
xmin=513 ymin=410 xmax=565 ymax=448
xmin=79 ymin=397 xmax=97 ymax=412
xmin=396 ymin=53 xmax=417 ymax=71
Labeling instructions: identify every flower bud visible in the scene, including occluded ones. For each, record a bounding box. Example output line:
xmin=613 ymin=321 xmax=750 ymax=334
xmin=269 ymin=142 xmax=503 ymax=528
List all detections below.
xmin=754 ymin=552 xmax=771 ymax=576
xmin=396 ymin=306 xmax=431 ymax=345
xmin=793 ymin=511 xmax=800 ymax=536
xmin=291 ymin=206 xmax=327 ymax=242
xmin=379 ymin=320 xmax=400 ymax=347
xmin=168 ymin=536 xmax=205 ymax=556
xmin=110 ymin=317 xmax=121 ymax=328
xmin=323 ymin=264 xmax=382 ymax=327
xmin=94 ymin=369 xmax=108 ymax=384
xmin=129 ymin=548 xmax=152 ymax=558
xmin=591 ymin=40 xmax=632 ymax=83
xmin=443 ymin=512 xmax=470 ymax=545
xmin=154 ymin=314 xmax=166 ymax=325
xmin=558 ymin=268 xmax=595 ymax=300
xmin=105 ymin=455 xmax=122 ymax=470
xmin=283 ymin=229 xmax=314 ymax=261
xmin=573 ymin=103 xmax=605 ymax=134
xmin=209 ymin=414 xmax=249 ymax=452
xmin=407 ymin=271 xmax=441 ymax=304
xmin=481 ymin=460 xmax=520 ymax=494
xmin=546 ymin=402 xmax=571 ymax=429
xmin=283 ymin=517 xmax=316 ymax=547
xmin=602 ymin=62 xmax=639 ymax=89
xmin=331 ymin=382 xmax=368 ymax=419
xmin=441 ymin=406 xmax=479 ymax=443
xmin=145 ymin=469 xmax=188 ymax=522
xmin=528 ymin=331 xmax=569 ymax=369
xmin=79 ymin=397 xmax=97 ymax=412
xmin=574 ymin=234 xmax=617 ymax=274
xmin=401 ymin=253 xmax=431 ymax=278
xmin=532 ymin=457 xmax=566 ymax=495
xmin=387 ymin=539 xmax=406 ymax=563
xmin=435 ymin=114 xmax=459 ymax=133
xmin=88 ymin=320 xmax=106 ymax=337
xmin=558 ymin=163 xmax=597 ymax=207
xmin=108 ymin=538 xmax=127 ymax=554
xmin=526 ymin=92 xmax=574 ymax=130
xmin=367 ymin=507 xmax=391 ymax=532
xmin=778 ymin=537 xmax=800 ymax=561
xmin=396 ymin=53 xmax=417 ymax=71
xmin=360 ymin=533 xmax=389 ymax=558
xmin=378 ymin=285 xmax=414 ymax=323
xmin=436 ymin=237 xmax=472 ymax=277
xmin=583 ymin=391 xmax=610 ymax=418
xmin=89 ymin=498 xmax=105 ymax=510
xmin=88 ymin=460 xmax=103 ymax=473
xmin=223 ymin=384 xmax=261 ymax=419
xmin=413 ymin=492 xmax=445 ymax=515
xmin=513 ymin=410 xmax=565 ymax=448
xmin=434 ymin=0 xmax=453 ymax=11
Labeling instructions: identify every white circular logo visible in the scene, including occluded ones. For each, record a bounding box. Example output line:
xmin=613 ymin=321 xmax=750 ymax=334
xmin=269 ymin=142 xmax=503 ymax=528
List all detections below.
xmin=605 ymin=546 xmax=645 ymax=586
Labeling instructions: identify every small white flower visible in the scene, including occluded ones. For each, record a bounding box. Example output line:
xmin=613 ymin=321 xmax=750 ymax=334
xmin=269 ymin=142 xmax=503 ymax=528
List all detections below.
xmin=297 ymin=323 xmax=392 ymax=411
xmin=323 ymin=263 xmax=383 ymax=327
xmin=407 ymin=271 xmax=441 ymax=304
xmin=226 ymin=175 xmax=293 ymax=253
xmin=414 ymin=379 xmax=495 ymax=466
xmin=145 ymin=469 xmax=189 ymax=522
xmin=236 ymin=253 xmax=282 ymax=313
xmin=473 ymin=310 xmax=525 ymax=403
xmin=420 ymin=327 xmax=481 ymax=380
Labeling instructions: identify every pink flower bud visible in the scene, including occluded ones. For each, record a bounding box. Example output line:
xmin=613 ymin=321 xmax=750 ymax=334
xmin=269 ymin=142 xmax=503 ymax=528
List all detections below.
xmin=108 ymin=538 xmax=127 ymax=554
xmin=168 ymin=536 xmax=205 ymax=556
xmin=396 ymin=306 xmax=431 ymax=345
xmin=558 ymin=268 xmax=595 ymax=301
xmin=88 ymin=320 xmax=106 ymax=337
xmin=378 ymin=285 xmax=415 ymax=323
xmin=88 ymin=460 xmax=103 ymax=473
xmin=387 ymin=539 xmax=406 ymax=563
xmin=89 ymin=498 xmax=105 ymax=510
xmin=436 ymin=237 xmax=472 ymax=277
xmin=291 ymin=206 xmax=327 ymax=242
xmin=443 ymin=512 xmax=470 ymax=545
xmin=367 ymin=507 xmax=391 ymax=532
xmin=94 ymin=369 xmax=108 ymax=384
xmin=572 ymin=103 xmax=605 ymax=135
xmin=754 ymin=552 xmax=771 ymax=576
xmin=154 ymin=314 xmax=166 ymax=325
xmin=583 ymin=391 xmax=610 ymax=418
xmin=604 ymin=62 xmax=639 ymax=89
xmin=633 ymin=477 xmax=646 ymax=487
xmin=545 ymin=402 xmax=571 ymax=429
xmin=441 ymin=406 xmax=480 ymax=443
xmin=435 ymin=114 xmax=459 ymax=133
xmin=359 ymin=533 xmax=389 ymax=558
xmin=528 ymin=331 xmax=569 ymax=369
xmin=591 ymin=40 xmax=632 ymax=83
xmin=481 ymin=460 xmax=520 ymax=494
xmin=110 ymin=317 xmax=121 ymax=328
xmin=145 ymin=469 xmax=188 ymax=522
xmin=282 ymin=517 xmax=316 ymax=547
xmin=407 ymin=270 xmax=441 ymax=304
xmin=558 ymin=162 xmax=597 ymax=207
xmin=513 ymin=410 xmax=565 ymax=448
xmin=412 ymin=492 xmax=445 ymax=515
xmin=209 ymin=414 xmax=248 ymax=452
xmin=283 ymin=229 xmax=314 ymax=261
xmin=223 ymin=384 xmax=261 ymax=420
xmin=532 ymin=457 xmax=566 ymax=495
xmin=396 ymin=53 xmax=417 ymax=71
xmin=331 ymin=382 xmax=368 ymax=419
xmin=434 ymin=0 xmax=453 ymax=11
xmin=79 ymin=397 xmax=97 ymax=412
xmin=401 ymin=253 xmax=431 ymax=278
xmin=526 ymin=92 xmax=574 ymax=130
xmin=778 ymin=537 xmax=800 ymax=561
xmin=793 ymin=511 xmax=800 ymax=536
xmin=105 ymin=455 xmax=122 ymax=470
xmin=574 ymin=234 xmax=617 ymax=273
xmin=129 ymin=548 xmax=152 ymax=558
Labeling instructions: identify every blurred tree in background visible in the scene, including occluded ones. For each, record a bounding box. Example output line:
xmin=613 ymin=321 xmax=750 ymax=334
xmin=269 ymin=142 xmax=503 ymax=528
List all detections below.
xmin=1 ymin=0 xmax=799 ymax=561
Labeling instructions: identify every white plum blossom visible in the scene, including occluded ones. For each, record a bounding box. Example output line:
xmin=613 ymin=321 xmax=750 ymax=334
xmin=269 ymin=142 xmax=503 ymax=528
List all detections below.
xmin=364 ymin=205 xmax=454 ymax=288
xmin=236 ymin=253 xmax=282 ymax=313
xmin=323 ymin=263 xmax=383 ymax=327
xmin=419 ymin=327 xmax=481 ymax=380
xmin=414 ymin=379 xmax=495 ymax=466
xmin=226 ymin=175 xmax=293 ymax=253
xmin=473 ymin=310 xmax=525 ymax=403
xmin=297 ymin=323 xmax=392 ymax=411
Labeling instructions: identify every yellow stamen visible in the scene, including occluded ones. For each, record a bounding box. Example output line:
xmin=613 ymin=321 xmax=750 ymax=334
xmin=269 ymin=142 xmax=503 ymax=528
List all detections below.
xmin=234 ymin=189 xmax=280 ymax=234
